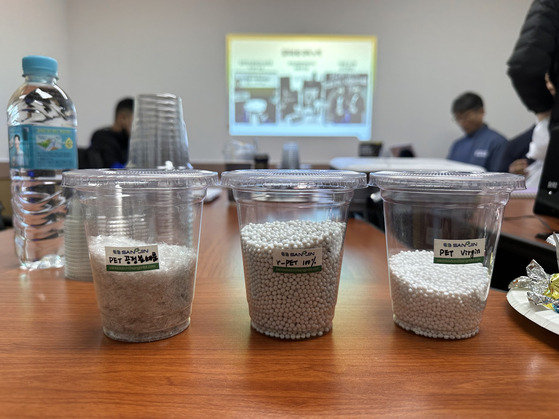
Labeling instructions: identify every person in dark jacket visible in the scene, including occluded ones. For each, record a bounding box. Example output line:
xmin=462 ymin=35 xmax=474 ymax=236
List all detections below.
xmin=507 ymin=0 xmax=557 ymax=156
xmin=495 ymin=125 xmax=535 ymax=173
xmin=507 ymin=0 xmax=559 ymax=190
xmin=86 ymin=98 xmax=134 ymax=168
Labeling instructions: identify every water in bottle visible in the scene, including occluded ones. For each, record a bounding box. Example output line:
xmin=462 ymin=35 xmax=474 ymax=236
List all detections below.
xmin=6 ymin=55 xmax=77 ymax=269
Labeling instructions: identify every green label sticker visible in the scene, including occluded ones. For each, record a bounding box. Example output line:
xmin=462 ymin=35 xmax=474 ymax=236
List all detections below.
xmin=272 ymin=248 xmax=322 ymax=274
xmin=104 ymin=244 xmax=160 ymax=272
xmin=433 ymin=238 xmax=485 ymax=264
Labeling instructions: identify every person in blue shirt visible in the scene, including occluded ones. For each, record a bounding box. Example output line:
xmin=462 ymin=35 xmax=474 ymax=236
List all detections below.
xmin=447 ymin=92 xmax=508 ymax=171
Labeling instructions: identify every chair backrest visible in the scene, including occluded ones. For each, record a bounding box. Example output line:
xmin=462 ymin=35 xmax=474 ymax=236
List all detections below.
xmin=78 ymin=147 xmax=105 ymax=169
xmin=77 ymin=147 xmax=90 ymax=169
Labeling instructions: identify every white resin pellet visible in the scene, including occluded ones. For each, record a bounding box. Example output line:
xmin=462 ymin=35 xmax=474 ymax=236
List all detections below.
xmin=240 ymin=219 xmax=346 ymax=339
xmin=389 ymin=250 xmax=490 ymax=339
xmin=88 ymin=235 xmax=197 ymax=342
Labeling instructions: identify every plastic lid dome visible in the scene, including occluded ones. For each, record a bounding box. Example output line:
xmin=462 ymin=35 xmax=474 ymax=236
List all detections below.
xmin=62 ymin=168 xmax=218 ymax=190
xmin=221 ymin=169 xmax=367 ymax=190
xmin=369 ymin=170 xmax=526 ymax=192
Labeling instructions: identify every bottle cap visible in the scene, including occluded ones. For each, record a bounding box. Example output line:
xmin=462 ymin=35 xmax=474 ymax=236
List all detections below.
xmin=22 ymin=55 xmax=58 ymax=78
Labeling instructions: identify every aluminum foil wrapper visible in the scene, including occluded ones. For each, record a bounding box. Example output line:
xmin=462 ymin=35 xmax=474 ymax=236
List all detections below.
xmin=508 ymin=232 xmax=559 ymax=313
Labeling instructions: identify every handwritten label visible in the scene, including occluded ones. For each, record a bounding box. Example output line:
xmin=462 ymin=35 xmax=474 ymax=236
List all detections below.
xmin=433 ymin=239 xmax=485 ymax=264
xmin=272 ymin=248 xmax=323 ymax=273
xmin=104 ymin=245 xmax=160 ymax=272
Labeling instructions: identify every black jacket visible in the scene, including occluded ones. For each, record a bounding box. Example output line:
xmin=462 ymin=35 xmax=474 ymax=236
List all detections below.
xmin=495 ymin=125 xmax=535 ymax=172
xmin=508 ymin=0 xmax=559 ymax=216
xmin=507 ymin=0 xmax=559 ymax=127
xmin=87 ymin=127 xmax=129 ymax=169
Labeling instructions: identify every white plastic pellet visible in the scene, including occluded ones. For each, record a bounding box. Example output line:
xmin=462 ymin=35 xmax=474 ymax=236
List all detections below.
xmin=240 ymin=219 xmax=345 ymax=339
xmin=389 ymin=250 xmax=490 ymax=339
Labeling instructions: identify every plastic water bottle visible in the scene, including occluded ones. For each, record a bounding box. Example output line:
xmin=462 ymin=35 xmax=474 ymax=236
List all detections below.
xmin=6 ymin=55 xmax=77 ymax=269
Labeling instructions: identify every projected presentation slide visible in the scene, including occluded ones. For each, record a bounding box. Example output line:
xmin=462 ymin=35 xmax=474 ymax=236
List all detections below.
xmin=227 ymin=34 xmax=377 ymax=140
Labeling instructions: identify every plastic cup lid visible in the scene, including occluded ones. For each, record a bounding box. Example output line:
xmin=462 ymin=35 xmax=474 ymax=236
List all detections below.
xmin=369 ymin=170 xmax=526 ymax=192
xmin=62 ymin=168 xmax=218 ymax=190
xmin=221 ymin=169 xmax=367 ymax=190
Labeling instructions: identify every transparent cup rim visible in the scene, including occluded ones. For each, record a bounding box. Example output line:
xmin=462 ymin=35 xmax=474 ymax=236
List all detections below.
xmin=369 ymin=170 xmax=526 ymax=192
xmin=221 ymin=169 xmax=367 ymax=190
xmin=62 ymin=168 xmax=218 ymax=190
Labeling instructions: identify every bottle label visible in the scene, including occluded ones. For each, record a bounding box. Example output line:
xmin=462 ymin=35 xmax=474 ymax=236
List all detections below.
xmin=8 ymin=125 xmax=77 ymax=170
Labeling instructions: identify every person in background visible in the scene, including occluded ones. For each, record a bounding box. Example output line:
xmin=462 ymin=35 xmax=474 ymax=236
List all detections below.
xmin=447 ymin=92 xmax=508 ymax=171
xmin=498 ymin=79 xmax=554 ymax=181
xmin=495 ymin=125 xmax=535 ymax=173
xmin=508 ymin=0 xmax=559 ymax=188
xmin=86 ymin=97 xmax=134 ymax=168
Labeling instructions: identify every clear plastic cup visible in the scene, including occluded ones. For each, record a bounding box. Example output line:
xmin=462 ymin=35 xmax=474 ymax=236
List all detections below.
xmin=280 ymin=142 xmax=300 ymax=169
xmin=62 ymin=168 xmax=218 ymax=342
xmin=127 ymin=93 xmax=192 ymax=170
xmin=64 ymin=189 xmax=93 ymax=282
xmin=369 ymin=171 xmax=525 ymax=339
xmin=221 ymin=169 xmax=367 ymax=339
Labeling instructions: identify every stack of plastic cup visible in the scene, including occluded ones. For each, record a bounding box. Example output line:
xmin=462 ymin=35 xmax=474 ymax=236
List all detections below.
xmin=280 ymin=142 xmax=300 ymax=169
xmin=64 ymin=190 xmax=93 ymax=282
xmin=127 ymin=93 xmax=196 ymax=248
xmin=127 ymin=93 xmax=192 ymax=170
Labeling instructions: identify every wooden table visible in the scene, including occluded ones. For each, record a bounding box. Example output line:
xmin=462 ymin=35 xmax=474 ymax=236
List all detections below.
xmin=502 ymin=197 xmax=559 ymax=242
xmin=1 ymin=190 xmax=558 ymax=417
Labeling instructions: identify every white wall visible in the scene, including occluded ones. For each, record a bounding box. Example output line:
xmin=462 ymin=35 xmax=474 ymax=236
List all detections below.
xmin=1 ymin=0 xmax=536 ymax=166
xmin=0 ymin=0 xmax=70 ymax=162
